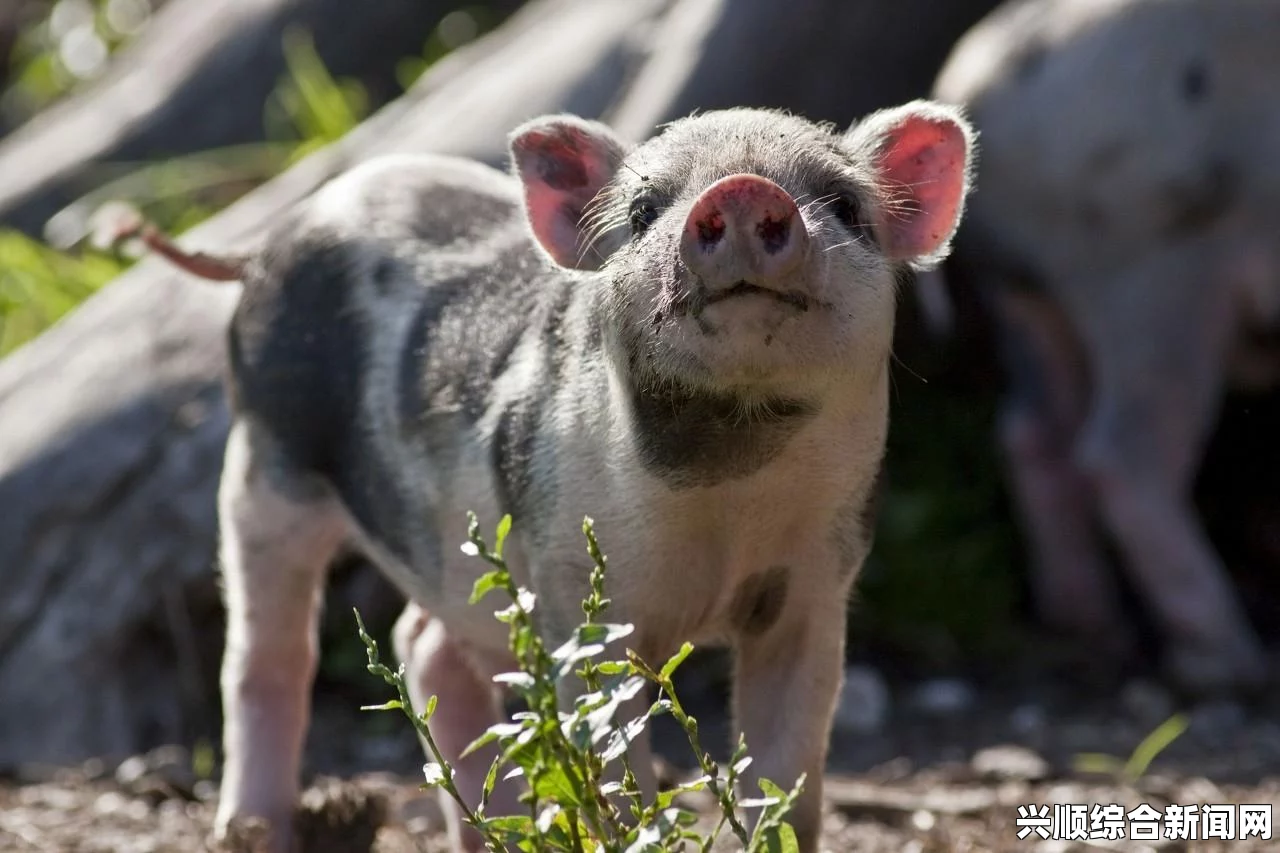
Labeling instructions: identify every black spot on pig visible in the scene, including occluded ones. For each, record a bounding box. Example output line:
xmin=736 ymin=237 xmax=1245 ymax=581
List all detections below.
xmin=628 ymin=382 xmax=817 ymax=488
xmin=371 ymin=257 xmax=398 ymax=295
xmin=401 ymin=244 xmax=546 ymax=425
xmin=397 ymin=275 xmax=472 ymax=426
xmin=409 ymin=183 xmax=516 ymax=247
xmin=1161 ymin=159 xmax=1238 ymax=238
xmin=730 ymin=566 xmax=790 ymax=636
xmin=492 ymin=399 xmax=542 ymax=531
xmin=489 ymin=277 xmax=575 ymax=532
xmin=1181 ymin=61 xmax=1210 ymax=104
xmin=1014 ymin=44 xmax=1047 ymax=82
xmin=228 ymin=226 xmax=414 ymax=563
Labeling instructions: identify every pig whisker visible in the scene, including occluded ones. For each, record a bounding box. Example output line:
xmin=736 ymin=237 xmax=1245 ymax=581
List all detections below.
xmin=889 ymin=349 xmax=927 ymax=385
xmin=800 ymin=193 xmax=841 ymax=218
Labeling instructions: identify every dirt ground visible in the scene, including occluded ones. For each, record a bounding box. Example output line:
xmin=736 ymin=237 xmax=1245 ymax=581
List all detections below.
xmin=5 ymin=656 xmax=1280 ymax=853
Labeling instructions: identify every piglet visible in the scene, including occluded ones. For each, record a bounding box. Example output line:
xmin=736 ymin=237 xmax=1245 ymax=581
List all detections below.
xmin=108 ymin=102 xmax=974 ymax=851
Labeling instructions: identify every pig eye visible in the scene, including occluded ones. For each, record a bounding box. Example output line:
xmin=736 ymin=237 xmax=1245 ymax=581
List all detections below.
xmin=629 ymin=197 xmax=659 ymax=236
xmin=831 ymin=193 xmax=877 ymax=246
xmin=832 ymin=195 xmax=862 ymax=231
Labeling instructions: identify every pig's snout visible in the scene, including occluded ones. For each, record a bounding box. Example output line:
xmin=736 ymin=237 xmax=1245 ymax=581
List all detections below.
xmin=681 ymin=174 xmax=809 ymax=287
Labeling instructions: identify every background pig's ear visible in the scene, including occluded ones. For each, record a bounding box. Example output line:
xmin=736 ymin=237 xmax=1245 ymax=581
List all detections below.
xmin=846 ymin=100 xmax=976 ymax=269
xmin=509 ymin=115 xmax=629 ymax=270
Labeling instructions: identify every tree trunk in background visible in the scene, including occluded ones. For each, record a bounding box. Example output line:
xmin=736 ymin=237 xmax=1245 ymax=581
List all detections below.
xmin=0 ymin=0 xmax=525 ymax=238
xmin=0 ymin=0 xmax=1003 ymax=769
xmin=607 ymin=0 xmax=1005 ymax=137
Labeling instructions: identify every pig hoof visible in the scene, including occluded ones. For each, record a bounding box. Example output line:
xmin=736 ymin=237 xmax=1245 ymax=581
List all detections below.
xmin=1164 ymin=639 xmax=1270 ymax=698
xmin=214 ymin=813 xmax=295 ymax=853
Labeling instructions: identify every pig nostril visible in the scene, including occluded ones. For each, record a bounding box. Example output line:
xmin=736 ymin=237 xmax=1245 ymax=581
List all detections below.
xmin=696 ymin=212 xmax=726 ymax=249
xmin=756 ymin=216 xmax=791 ymax=255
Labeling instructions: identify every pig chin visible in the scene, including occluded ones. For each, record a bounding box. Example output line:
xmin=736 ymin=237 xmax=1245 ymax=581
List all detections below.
xmin=660 ymin=307 xmax=848 ymax=393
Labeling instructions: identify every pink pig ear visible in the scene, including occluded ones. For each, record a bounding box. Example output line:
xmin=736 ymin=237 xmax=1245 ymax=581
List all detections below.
xmin=509 ymin=115 xmax=629 ymax=270
xmin=846 ymin=100 xmax=976 ymax=268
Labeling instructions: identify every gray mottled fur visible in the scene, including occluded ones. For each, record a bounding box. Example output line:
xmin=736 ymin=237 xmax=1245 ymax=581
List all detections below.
xmin=210 ymin=103 xmax=974 ymax=852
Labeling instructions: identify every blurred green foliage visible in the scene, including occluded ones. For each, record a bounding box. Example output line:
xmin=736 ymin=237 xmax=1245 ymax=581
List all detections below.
xmin=0 ymin=5 xmax=498 ymax=356
xmin=394 ymin=5 xmax=503 ymax=91
xmin=4 ymin=0 xmax=152 ymax=123
xmin=854 ymin=369 xmax=1024 ymax=667
xmin=0 ymin=229 xmax=124 ymax=353
xmin=268 ymin=28 xmax=369 ymax=162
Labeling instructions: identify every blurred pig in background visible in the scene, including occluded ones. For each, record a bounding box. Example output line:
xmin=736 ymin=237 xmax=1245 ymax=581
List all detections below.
xmin=934 ymin=0 xmax=1280 ymax=694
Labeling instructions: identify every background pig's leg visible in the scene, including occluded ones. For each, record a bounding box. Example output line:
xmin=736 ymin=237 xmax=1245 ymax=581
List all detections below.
xmin=214 ymin=421 xmax=349 ymax=852
xmin=1080 ymin=398 xmax=1267 ymax=691
xmin=393 ymin=603 xmax=520 ymax=852
xmin=733 ymin=590 xmax=846 ymax=853
xmin=993 ymin=287 xmax=1131 ymax=656
xmin=1074 ymin=248 xmax=1269 ymax=693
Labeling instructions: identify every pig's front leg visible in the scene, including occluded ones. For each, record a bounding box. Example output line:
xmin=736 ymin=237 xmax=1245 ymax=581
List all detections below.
xmin=393 ymin=603 xmax=524 ymax=852
xmin=731 ymin=573 xmax=847 ymax=853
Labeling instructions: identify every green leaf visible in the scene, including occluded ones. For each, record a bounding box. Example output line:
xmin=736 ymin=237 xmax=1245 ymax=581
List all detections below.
xmin=359 ymin=699 xmax=403 ymax=712
xmin=460 ymin=723 xmax=512 ymax=760
xmin=739 ymin=797 xmax=782 ymax=809
xmin=1124 ymin=713 xmax=1188 ymax=781
xmin=649 ymin=699 xmax=675 ymax=717
xmin=550 ymin=623 xmax=635 ymax=680
xmin=655 ymin=775 xmax=711 ymax=809
xmin=757 ymin=778 xmax=791 ymax=800
xmin=470 ymin=569 xmax=508 ymax=604
xmin=763 ymin=822 xmax=800 ymax=853
xmin=494 ymin=514 xmax=513 ymax=557
xmin=481 ymin=755 xmax=501 ymax=808
xmin=600 ymin=706 xmax=650 ymax=763
xmin=1072 ymin=753 xmax=1126 ymax=776
xmin=659 ymin=642 xmax=695 ymax=680
xmin=530 ymin=764 xmax=582 ymax=806
xmin=424 ymin=694 xmax=438 ymax=720
xmin=577 ymin=623 xmax=636 ymax=646
xmin=595 ymin=661 xmax=630 ymax=676
xmin=479 ymin=814 xmax=536 ymax=836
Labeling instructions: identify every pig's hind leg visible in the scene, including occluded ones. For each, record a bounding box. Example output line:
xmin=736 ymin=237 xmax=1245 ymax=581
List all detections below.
xmin=213 ymin=420 xmax=351 ymax=852
xmin=1073 ymin=243 xmax=1269 ymax=694
xmin=993 ymin=288 xmax=1134 ymax=660
xmin=393 ymin=603 xmax=523 ymax=852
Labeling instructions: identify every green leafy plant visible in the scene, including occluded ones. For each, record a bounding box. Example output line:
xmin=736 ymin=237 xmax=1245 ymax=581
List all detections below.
xmin=395 ymin=6 xmax=501 ymax=92
xmin=267 ymin=27 xmax=368 ymax=162
xmin=0 ymin=228 xmax=124 ymax=354
xmin=1072 ymin=713 xmax=1190 ymax=784
xmin=355 ymin=513 xmax=805 ymax=852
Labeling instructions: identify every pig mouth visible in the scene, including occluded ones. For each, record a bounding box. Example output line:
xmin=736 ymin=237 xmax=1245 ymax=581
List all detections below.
xmin=704 ymin=280 xmax=811 ymax=312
